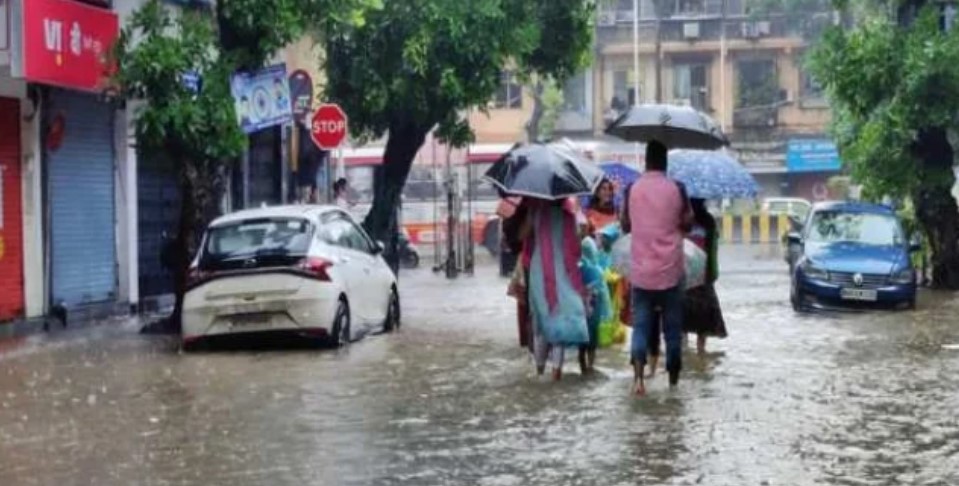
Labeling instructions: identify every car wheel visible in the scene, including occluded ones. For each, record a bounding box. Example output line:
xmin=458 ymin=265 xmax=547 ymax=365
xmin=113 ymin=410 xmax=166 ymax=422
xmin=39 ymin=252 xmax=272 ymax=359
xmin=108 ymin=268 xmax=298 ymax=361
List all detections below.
xmin=384 ymin=288 xmax=401 ymax=332
xmin=331 ymin=298 xmax=351 ymax=347
xmin=790 ymin=283 xmax=806 ymax=312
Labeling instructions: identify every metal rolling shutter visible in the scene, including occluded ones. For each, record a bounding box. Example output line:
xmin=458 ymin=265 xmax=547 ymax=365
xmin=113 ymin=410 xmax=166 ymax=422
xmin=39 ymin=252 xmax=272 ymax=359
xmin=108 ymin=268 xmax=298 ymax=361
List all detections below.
xmin=248 ymin=127 xmax=281 ymax=207
xmin=0 ymin=98 xmax=24 ymax=320
xmin=137 ymin=152 xmax=179 ymax=297
xmin=46 ymin=90 xmax=117 ymax=307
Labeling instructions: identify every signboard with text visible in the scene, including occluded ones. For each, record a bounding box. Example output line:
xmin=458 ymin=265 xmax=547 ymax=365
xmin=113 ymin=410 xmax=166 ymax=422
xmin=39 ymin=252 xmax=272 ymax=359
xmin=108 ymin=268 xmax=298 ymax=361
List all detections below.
xmin=310 ymin=103 xmax=348 ymax=150
xmin=786 ymin=139 xmax=842 ymax=173
xmin=11 ymin=0 xmax=119 ymax=91
xmin=230 ymin=63 xmax=293 ymax=134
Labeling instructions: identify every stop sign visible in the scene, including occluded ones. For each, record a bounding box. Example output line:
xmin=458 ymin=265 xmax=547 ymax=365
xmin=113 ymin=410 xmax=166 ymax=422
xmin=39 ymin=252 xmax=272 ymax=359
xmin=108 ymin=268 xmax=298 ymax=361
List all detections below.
xmin=310 ymin=103 xmax=349 ymax=150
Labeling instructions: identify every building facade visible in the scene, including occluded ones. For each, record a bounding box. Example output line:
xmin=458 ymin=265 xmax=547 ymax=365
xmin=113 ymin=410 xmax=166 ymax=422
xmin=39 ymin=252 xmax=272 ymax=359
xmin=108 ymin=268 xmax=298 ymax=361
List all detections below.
xmin=0 ymin=0 xmax=145 ymax=321
xmin=469 ymin=0 xmax=842 ymax=203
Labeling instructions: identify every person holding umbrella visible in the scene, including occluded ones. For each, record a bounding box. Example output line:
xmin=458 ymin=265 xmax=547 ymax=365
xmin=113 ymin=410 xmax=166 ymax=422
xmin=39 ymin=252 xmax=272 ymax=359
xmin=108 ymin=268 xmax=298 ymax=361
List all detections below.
xmin=627 ymin=140 xmax=693 ymax=395
xmin=485 ymin=142 xmax=603 ymax=380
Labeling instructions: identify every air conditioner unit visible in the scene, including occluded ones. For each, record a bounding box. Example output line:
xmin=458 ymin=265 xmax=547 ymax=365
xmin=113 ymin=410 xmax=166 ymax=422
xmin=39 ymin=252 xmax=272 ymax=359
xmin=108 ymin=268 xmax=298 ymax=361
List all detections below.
xmin=756 ymin=21 xmax=772 ymax=36
xmin=597 ymin=11 xmax=616 ymax=26
xmin=683 ymin=22 xmax=701 ymax=40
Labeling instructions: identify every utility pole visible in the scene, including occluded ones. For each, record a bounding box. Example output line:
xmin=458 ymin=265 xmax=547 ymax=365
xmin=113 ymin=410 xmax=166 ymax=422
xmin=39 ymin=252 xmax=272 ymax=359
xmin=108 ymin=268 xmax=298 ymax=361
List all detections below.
xmin=632 ymin=0 xmax=641 ymax=104
xmin=720 ymin=0 xmax=728 ymax=132
xmin=633 ymin=0 xmax=642 ymax=165
xmin=654 ymin=0 xmax=664 ymax=103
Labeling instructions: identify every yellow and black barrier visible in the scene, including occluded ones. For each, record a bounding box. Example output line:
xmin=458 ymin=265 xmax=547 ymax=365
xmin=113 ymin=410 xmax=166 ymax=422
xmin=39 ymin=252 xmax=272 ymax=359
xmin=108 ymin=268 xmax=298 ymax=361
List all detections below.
xmin=720 ymin=213 xmax=792 ymax=244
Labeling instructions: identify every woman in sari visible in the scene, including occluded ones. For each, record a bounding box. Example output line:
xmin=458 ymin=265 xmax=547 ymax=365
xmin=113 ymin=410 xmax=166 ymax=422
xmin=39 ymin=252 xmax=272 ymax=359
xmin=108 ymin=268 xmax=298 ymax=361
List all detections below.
xmin=586 ymin=179 xmax=619 ymax=234
xmin=525 ymin=198 xmax=590 ymax=381
xmin=684 ymin=198 xmax=728 ymax=355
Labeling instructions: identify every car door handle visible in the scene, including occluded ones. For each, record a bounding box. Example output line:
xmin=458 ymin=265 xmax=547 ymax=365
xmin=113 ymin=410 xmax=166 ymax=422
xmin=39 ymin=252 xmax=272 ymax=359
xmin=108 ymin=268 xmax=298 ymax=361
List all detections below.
xmin=337 ymin=256 xmax=350 ymax=264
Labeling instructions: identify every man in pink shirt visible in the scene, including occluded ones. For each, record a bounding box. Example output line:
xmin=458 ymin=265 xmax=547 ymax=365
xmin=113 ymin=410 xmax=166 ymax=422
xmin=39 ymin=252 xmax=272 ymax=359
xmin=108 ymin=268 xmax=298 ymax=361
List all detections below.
xmin=628 ymin=140 xmax=692 ymax=395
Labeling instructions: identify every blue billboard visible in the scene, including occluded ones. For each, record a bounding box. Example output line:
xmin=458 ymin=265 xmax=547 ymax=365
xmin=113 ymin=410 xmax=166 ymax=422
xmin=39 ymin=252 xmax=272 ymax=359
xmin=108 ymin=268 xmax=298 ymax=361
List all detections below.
xmin=786 ymin=139 xmax=842 ymax=173
xmin=230 ymin=64 xmax=293 ymax=134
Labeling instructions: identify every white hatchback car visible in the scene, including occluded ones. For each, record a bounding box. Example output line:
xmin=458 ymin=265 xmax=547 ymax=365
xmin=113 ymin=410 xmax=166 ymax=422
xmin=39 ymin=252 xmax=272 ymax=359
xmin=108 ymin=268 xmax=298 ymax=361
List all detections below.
xmin=182 ymin=205 xmax=399 ymax=349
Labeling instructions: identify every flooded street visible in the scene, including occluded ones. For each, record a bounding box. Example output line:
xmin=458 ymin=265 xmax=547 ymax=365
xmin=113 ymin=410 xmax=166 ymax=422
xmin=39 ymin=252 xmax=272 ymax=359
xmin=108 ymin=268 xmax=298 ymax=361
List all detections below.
xmin=1 ymin=247 xmax=958 ymax=485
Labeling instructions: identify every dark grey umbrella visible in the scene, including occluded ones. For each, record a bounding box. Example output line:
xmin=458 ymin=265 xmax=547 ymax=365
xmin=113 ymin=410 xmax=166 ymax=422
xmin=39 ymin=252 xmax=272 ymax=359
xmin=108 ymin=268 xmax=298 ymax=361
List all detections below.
xmin=606 ymin=103 xmax=729 ymax=150
xmin=483 ymin=142 xmax=604 ymax=200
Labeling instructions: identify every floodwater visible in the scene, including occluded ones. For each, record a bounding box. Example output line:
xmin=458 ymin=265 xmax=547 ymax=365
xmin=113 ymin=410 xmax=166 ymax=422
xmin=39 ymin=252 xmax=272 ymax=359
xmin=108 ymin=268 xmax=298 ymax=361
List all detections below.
xmin=1 ymin=247 xmax=958 ymax=485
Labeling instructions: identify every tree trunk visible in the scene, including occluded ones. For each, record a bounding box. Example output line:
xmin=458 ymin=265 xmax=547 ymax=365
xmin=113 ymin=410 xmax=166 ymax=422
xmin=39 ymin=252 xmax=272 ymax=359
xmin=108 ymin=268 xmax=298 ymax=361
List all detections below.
xmin=169 ymin=162 xmax=198 ymax=332
xmin=169 ymin=158 xmax=226 ymax=332
xmin=911 ymin=127 xmax=959 ymax=289
xmin=526 ymin=81 xmax=545 ymax=143
xmin=363 ymin=120 xmax=431 ymax=275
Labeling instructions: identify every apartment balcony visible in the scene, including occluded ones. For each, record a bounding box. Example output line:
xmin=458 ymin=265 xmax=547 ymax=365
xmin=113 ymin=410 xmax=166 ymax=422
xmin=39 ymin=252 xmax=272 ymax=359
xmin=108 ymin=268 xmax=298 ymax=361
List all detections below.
xmin=733 ymin=105 xmax=780 ymax=129
xmin=596 ymin=12 xmax=833 ymax=50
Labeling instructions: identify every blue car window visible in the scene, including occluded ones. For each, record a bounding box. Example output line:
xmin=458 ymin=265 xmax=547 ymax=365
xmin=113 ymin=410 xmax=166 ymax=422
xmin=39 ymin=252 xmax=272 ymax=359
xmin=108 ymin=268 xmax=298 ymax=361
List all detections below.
xmin=807 ymin=211 xmax=903 ymax=246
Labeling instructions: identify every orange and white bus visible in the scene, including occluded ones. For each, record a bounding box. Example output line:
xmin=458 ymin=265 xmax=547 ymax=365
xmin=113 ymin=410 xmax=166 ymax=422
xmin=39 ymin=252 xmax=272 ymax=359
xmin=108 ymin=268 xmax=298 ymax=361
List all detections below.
xmin=341 ymin=143 xmax=513 ymax=255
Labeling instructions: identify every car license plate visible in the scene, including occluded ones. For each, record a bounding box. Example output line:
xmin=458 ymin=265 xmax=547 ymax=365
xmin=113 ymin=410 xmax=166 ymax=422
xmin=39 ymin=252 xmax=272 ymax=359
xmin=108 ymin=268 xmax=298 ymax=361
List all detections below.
xmin=231 ymin=313 xmax=272 ymax=326
xmin=841 ymin=288 xmax=878 ymax=302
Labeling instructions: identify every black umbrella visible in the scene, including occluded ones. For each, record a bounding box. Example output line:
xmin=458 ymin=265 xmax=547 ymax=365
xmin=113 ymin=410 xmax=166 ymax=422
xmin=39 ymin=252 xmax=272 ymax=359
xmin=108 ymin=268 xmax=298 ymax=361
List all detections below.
xmin=606 ymin=103 xmax=729 ymax=150
xmin=483 ymin=141 xmax=604 ymax=201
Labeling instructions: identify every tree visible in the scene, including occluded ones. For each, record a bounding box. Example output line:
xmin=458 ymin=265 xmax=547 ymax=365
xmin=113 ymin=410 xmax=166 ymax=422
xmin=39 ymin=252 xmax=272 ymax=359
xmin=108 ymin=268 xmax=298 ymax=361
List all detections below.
xmin=525 ymin=77 xmax=564 ymax=143
xmin=115 ymin=0 xmax=372 ymax=331
xmin=323 ymin=0 xmax=594 ymax=269
xmin=809 ymin=6 xmax=959 ymax=288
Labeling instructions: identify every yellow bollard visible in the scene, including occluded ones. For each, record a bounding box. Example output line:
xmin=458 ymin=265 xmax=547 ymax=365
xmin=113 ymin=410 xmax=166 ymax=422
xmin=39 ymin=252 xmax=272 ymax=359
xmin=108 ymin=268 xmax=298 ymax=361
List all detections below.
xmin=723 ymin=214 xmax=734 ymax=243
xmin=759 ymin=213 xmax=771 ymax=244
xmin=742 ymin=215 xmax=752 ymax=244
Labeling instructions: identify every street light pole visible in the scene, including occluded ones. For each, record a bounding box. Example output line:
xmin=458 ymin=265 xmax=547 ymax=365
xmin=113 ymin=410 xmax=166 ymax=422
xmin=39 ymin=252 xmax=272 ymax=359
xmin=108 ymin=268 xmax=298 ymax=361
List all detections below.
xmin=633 ymin=0 xmax=642 ymax=166
xmin=720 ymin=0 xmax=728 ymax=132
xmin=633 ymin=0 xmax=641 ymax=105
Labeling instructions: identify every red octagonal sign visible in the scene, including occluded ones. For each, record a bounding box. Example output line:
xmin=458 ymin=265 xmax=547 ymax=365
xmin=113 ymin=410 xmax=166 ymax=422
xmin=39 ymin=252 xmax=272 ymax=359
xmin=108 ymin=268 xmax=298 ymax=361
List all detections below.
xmin=310 ymin=103 xmax=349 ymax=150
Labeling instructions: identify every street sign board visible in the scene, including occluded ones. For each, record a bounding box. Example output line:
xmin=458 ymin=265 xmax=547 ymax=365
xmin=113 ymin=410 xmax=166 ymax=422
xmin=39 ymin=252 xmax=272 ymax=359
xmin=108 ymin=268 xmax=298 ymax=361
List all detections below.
xmin=310 ymin=103 xmax=348 ymax=150
xmin=288 ymin=69 xmax=313 ymax=123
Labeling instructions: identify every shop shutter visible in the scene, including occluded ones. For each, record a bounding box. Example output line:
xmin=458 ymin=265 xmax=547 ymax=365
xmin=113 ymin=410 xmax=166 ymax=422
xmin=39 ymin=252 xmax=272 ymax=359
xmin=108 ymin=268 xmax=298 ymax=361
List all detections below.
xmin=0 ymin=98 xmax=24 ymax=320
xmin=46 ymin=90 xmax=117 ymax=307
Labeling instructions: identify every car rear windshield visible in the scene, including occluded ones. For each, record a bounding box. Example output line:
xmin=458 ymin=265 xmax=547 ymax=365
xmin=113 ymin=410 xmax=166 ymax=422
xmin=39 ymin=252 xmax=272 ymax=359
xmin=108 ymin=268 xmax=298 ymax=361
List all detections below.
xmin=200 ymin=217 xmax=313 ymax=271
xmin=806 ymin=211 xmax=903 ymax=246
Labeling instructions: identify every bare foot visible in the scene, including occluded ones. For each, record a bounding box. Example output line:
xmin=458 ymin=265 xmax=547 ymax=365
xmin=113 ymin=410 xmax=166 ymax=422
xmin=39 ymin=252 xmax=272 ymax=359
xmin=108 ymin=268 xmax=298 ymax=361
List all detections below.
xmin=552 ymin=368 xmax=562 ymax=382
xmin=633 ymin=378 xmax=646 ymax=397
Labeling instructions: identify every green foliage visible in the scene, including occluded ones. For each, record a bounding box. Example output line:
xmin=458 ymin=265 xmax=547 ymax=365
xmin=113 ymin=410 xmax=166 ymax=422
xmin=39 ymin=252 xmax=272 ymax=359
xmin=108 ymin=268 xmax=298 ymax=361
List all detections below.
xmin=324 ymin=0 xmax=595 ymax=148
xmin=809 ymin=7 xmax=959 ymax=199
xmin=114 ymin=1 xmax=245 ymax=163
xmin=538 ymin=78 xmax=565 ymax=141
xmin=115 ymin=0 xmax=377 ymax=163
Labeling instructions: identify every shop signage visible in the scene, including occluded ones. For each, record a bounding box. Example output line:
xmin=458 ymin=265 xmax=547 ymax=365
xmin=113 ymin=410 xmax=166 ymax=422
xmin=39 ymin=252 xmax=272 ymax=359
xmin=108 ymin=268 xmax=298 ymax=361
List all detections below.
xmin=10 ymin=0 xmax=119 ymax=91
xmin=786 ymin=139 xmax=842 ymax=173
xmin=288 ymin=70 xmax=313 ymax=123
xmin=230 ymin=63 xmax=293 ymax=134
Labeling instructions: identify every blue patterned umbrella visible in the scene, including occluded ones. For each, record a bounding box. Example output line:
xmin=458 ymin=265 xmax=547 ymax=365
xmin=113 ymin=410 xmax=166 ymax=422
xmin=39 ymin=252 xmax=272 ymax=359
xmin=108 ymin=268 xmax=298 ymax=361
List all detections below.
xmin=667 ymin=150 xmax=759 ymax=199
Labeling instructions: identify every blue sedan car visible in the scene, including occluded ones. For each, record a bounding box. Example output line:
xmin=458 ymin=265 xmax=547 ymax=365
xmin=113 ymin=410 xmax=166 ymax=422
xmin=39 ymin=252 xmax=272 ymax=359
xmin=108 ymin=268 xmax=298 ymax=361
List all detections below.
xmin=789 ymin=202 xmax=919 ymax=311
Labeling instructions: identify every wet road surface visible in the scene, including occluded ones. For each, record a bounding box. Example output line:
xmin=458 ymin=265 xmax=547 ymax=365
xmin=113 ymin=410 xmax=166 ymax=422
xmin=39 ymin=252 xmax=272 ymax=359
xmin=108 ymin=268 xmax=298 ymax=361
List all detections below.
xmin=1 ymin=247 xmax=958 ymax=485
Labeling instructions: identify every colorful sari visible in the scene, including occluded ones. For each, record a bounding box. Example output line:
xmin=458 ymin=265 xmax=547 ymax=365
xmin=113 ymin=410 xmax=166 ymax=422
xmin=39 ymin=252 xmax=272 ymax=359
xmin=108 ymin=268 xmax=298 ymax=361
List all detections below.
xmin=526 ymin=201 xmax=589 ymax=351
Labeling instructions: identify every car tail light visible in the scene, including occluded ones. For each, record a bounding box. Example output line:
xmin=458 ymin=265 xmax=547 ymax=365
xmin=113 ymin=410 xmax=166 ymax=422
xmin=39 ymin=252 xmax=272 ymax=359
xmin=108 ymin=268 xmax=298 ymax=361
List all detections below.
xmin=299 ymin=257 xmax=333 ymax=281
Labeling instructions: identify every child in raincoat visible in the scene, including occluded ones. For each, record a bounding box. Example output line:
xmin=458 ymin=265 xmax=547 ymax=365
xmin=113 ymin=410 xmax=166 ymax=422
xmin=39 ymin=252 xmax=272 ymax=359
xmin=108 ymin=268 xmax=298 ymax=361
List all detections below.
xmin=579 ymin=237 xmax=613 ymax=373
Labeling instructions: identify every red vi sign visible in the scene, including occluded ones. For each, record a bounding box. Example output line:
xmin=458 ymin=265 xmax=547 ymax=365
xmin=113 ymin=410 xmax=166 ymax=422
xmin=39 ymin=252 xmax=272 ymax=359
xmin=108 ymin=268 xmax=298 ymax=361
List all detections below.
xmin=11 ymin=0 xmax=119 ymax=91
